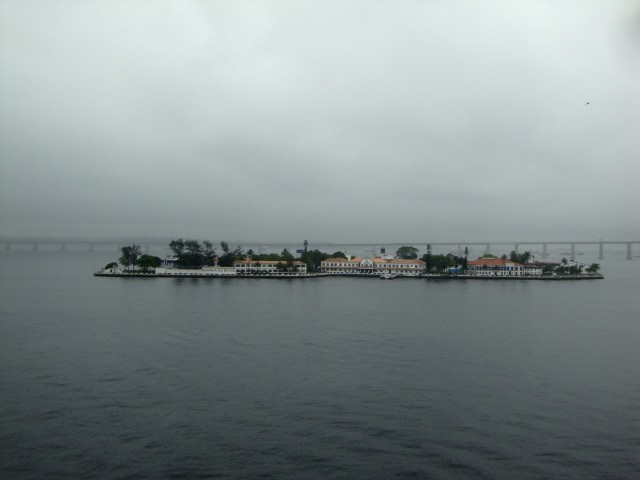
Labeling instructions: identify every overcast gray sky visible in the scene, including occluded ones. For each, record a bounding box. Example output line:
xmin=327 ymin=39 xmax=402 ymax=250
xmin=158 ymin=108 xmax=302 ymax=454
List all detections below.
xmin=1 ymin=0 xmax=639 ymax=243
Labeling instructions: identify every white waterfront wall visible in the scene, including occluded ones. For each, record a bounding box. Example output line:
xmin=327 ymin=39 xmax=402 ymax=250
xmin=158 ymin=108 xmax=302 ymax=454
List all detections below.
xmin=155 ymin=267 xmax=236 ymax=276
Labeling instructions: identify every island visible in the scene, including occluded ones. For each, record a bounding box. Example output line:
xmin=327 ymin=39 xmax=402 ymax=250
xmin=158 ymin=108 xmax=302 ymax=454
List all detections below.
xmin=94 ymin=240 xmax=603 ymax=280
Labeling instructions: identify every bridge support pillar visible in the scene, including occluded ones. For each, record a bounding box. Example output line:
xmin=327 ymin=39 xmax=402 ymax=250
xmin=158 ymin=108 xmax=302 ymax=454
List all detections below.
xmin=598 ymin=242 xmax=604 ymax=260
xmin=33 ymin=243 xmax=38 ymax=252
xmin=515 ymin=243 xmax=519 ymax=253
xmin=61 ymin=243 xmax=66 ymax=252
xmin=627 ymin=243 xmax=632 ymax=260
xmin=89 ymin=243 xmax=93 ymax=252
xmin=542 ymin=243 xmax=548 ymax=258
xmin=5 ymin=242 xmax=10 ymax=251
xmin=485 ymin=243 xmax=491 ymax=255
xmin=570 ymin=243 xmax=575 ymax=259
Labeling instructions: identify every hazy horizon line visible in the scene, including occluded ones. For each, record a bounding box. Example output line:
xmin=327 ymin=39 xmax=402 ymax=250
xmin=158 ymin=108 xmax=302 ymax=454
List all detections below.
xmin=1 ymin=236 xmax=638 ymax=245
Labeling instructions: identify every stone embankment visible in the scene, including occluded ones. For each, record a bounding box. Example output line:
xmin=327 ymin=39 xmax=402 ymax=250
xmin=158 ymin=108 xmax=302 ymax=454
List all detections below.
xmin=94 ymin=271 xmax=326 ymax=279
xmin=422 ymin=274 xmax=604 ymax=280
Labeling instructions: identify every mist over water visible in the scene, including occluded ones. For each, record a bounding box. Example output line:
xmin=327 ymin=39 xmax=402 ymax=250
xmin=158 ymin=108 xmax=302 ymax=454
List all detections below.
xmin=1 ymin=251 xmax=639 ymax=479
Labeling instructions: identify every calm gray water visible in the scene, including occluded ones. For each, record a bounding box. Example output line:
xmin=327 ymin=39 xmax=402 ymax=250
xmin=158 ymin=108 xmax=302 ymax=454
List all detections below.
xmin=1 ymin=250 xmax=639 ymax=479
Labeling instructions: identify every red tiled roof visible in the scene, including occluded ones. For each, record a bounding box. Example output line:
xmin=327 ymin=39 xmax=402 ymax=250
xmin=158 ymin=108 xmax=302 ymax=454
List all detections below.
xmin=375 ymin=258 xmax=425 ymax=265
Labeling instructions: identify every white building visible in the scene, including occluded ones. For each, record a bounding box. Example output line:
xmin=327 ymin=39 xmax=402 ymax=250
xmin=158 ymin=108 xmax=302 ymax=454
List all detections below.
xmin=466 ymin=258 xmax=542 ymax=277
xmin=234 ymin=259 xmax=307 ymax=275
xmin=154 ymin=266 xmax=236 ymax=276
xmin=319 ymin=257 xmax=425 ymax=276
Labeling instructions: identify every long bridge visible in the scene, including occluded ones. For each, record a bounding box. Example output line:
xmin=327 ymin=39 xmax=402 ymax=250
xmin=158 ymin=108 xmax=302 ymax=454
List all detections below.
xmin=0 ymin=240 xmax=169 ymax=253
xmin=422 ymin=241 xmax=639 ymax=260
xmin=1 ymin=239 xmax=638 ymax=260
xmin=316 ymin=241 xmax=639 ymax=260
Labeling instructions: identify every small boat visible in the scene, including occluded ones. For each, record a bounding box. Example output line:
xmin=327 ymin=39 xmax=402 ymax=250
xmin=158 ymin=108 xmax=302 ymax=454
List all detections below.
xmin=380 ymin=273 xmax=398 ymax=279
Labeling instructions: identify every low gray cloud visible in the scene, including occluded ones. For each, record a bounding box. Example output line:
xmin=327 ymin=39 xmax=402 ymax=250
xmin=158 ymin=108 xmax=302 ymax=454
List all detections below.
xmin=1 ymin=0 xmax=639 ymax=243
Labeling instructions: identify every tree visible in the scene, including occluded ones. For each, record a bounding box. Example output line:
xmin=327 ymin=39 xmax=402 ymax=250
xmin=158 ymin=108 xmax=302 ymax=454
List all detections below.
xmin=137 ymin=254 xmax=161 ymax=272
xmin=452 ymin=254 xmax=467 ymax=271
xmin=168 ymin=238 xmax=207 ymax=269
xmin=541 ymin=264 xmax=555 ymax=276
xmin=217 ymin=242 xmax=243 ymax=267
xmin=217 ymin=254 xmax=235 ymax=267
xmin=331 ymin=251 xmax=347 ymax=259
xmin=119 ymin=244 xmax=142 ymax=270
xmin=252 ymin=253 xmax=281 ymax=261
xmin=169 ymin=239 xmax=185 ymax=257
xmin=177 ymin=252 xmax=204 ymax=269
xmin=203 ymin=241 xmax=217 ymax=266
xmin=426 ymin=254 xmax=451 ymax=273
xmin=396 ymin=246 xmax=419 ymax=259
xmin=509 ymin=250 xmax=532 ymax=264
xmin=586 ymin=263 xmax=601 ymax=274
xmin=301 ymin=249 xmax=329 ymax=272
xmin=184 ymin=239 xmax=202 ymax=255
